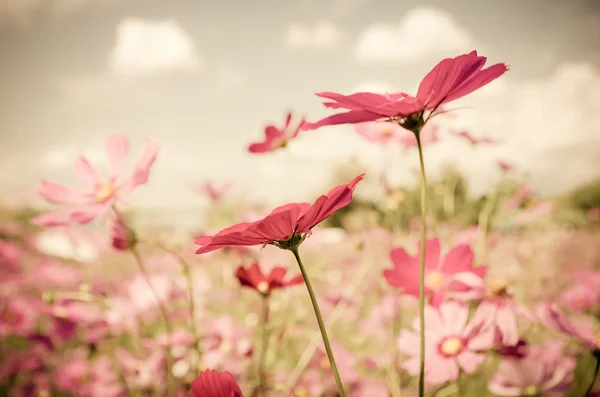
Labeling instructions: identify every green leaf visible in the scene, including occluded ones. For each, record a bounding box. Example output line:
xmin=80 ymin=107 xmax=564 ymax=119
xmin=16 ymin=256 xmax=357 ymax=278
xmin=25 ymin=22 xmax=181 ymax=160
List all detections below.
xmin=565 ymin=350 xmax=599 ymax=397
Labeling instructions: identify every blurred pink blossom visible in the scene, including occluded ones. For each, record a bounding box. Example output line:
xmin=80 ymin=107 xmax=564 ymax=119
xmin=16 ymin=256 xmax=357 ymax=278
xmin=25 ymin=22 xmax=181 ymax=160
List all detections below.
xmin=248 ymin=111 xmax=304 ymax=153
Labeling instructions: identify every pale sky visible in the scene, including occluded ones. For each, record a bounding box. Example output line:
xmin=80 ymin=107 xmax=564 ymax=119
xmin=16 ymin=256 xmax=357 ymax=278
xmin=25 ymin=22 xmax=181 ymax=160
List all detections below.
xmin=1 ymin=0 xmax=599 ymax=209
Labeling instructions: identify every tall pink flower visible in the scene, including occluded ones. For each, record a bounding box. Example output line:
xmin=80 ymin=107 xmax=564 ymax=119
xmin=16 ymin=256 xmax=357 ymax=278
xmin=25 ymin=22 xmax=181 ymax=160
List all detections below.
xmin=302 ymin=51 xmax=508 ymax=131
xmin=383 ymin=239 xmax=487 ymax=306
xmin=450 ymin=272 xmax=526 ymax=346
xmin=32 ymin=134 xmax=159 ymax=227
xmin=488 ymin=342 xmax=575 ymax=397
xmin=195 ymin=174 xmax=364 ymax=254
xmin=191 ymin=370 xmax=243 ymax=397
xmin=248 ymin=112 xmax=305 ymax=153
xmin=398 ymin=301 xmax=494 ymax=385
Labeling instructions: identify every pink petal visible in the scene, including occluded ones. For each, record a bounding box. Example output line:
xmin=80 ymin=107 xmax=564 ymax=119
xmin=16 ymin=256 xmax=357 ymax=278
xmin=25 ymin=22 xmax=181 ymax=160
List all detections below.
xmin=117 ymin=139 xmax=158 ymax=200
xmin=248 ymin=142 xmax=273 ymax=153
xmin=31 ymin=211 xmax=73 ymax=227
xmin=457 ymin=351 xmax=486 ymax=374
xmin=426 ymin=356 xmax=459 ymax=384
xmin=38 ymin=181 xmax=89 ymax=205
xmin=445 ymin=63 xmax=509 ymax=104
xmin=496 ymin=306 xmax=519 ymax=346
xmin=441 ymin=244 xmax=475 ymax=274
xmin=397 ymin=330 xmax=420 ymax=356
xmin=106 ymin=134 xmax=129 ymax=182
xmin=74 ymin=156 xmax=102 ymax=189
xmin=301 ymin=109 xmax=382 ymax=131
xmin=439 ymin=301 xmax=469 ymax=335
xmin=419 ymin=239 xmax=441 ymax=271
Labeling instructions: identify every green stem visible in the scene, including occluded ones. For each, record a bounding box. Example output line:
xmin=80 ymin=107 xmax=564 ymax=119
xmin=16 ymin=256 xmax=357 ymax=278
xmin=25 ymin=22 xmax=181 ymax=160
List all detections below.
xmin=416 ymin=132 xmax=428 ymax=397
xmin=258 ymin=295 xmax=270 ymax=396
xmin=130 ymin=247 xmax=175 ymax=396
xmin=585 ymin=352 xmax=600 ymax=397
xmin=290 ymin=247 xmax=347 ymax=397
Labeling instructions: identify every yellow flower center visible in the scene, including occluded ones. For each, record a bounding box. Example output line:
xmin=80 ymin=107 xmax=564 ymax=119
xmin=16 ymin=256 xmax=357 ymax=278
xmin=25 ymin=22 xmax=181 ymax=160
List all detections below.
xmin=381 ymin=128 xmax=394 ymax=137
xmin=319 ymin=356 xmax=330 ymax=370
xmin=256 ymin=281 xmax=269 ymax=294
xmin=95 ymin=182 xmax=116 ymax=202
xmin=219 ymin=339 xmax=233 ymax=354
xmin=523 ymin=385 xmax=539 ymax=396
xmin=294 ymin=386 xmax=308 ymax=397
xmin=425 ymin=272 xmax=445 ymax=291
xmin=440 ymin=337 xmax=463 ymax=356
xmin=486 ymin=278 xmax=509 ymax=297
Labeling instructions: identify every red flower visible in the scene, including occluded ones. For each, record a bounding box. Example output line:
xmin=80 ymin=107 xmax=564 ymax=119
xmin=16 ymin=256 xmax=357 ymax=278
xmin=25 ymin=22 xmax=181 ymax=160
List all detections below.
xmin=194 ymin=174 xmax=364 ymax=254
xmin=191 ymin=370 xmax=243 ymax=397
xmin=235 ymin=262 xmax=303 ymax=295
xmin=248 ymin=112 xmax=305 ymax=154
xmin=302 ymin=51 xmax=507 ymax=131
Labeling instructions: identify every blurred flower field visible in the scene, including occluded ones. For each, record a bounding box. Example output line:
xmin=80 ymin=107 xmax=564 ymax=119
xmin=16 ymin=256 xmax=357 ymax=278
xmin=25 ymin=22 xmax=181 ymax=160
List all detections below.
xmin=1 ymin=51 xmax=600 ymax=397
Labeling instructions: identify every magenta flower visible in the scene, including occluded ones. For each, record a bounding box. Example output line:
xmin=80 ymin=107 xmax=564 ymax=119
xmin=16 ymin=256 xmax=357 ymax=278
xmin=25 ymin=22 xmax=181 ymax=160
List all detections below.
xmin=32 ymin=134 xmax=159 ymax=227
xmin=450 ymin=273 xmax=526 ymax=346
xmin=235 ymin=262 xmax=303 ymax=295
xmin=488 ymin=342 xmax=575 ymax=397
xmin=383 ymin=238 xmax=487 ymax=307
xmin=195 ymin=174 xmax=364 ymax=254
xmin=248 ymin=112 xmax=305 ymax=153
xmin=537 ymin=303 xmax=600 ymax=351
xmin=302 ymin=51 xmax=507 ymax=131
xmin=191 ymin=370 xmax=243 ymax=397
xmin=398 ymin=301 xmax=495 ymax=385
xmin=450 ymin=129 xmax=498 ymax=146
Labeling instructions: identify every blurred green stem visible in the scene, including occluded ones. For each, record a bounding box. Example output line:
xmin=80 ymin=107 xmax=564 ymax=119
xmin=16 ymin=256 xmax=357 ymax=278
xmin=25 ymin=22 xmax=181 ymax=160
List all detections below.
xmin=416 ymin=131 xmax=428 ymax=397
xmin=476 ymin=189 xmax=500 ymax=262
xmin=258 ymin=295 xmax=270 ymax=396
xmin=585 ymin=352 xmax=600 ymax=396
xmin=290 ymin=247 xmax=347 ymax=397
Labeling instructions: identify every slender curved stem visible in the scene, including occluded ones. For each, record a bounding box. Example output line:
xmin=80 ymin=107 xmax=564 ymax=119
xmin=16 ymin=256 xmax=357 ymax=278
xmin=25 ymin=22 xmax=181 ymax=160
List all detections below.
xmin=416 ymin=132 xmax=428 ymax=397
xmin=258 ymin=295 xmax=270 ymax=396
xmin=585 ymin=352 xmax=600 ymax=397
xmin=130 ymin=247 xmax=174 ymax=396
xmin=290 ymin=247 xmax=347 ymax=397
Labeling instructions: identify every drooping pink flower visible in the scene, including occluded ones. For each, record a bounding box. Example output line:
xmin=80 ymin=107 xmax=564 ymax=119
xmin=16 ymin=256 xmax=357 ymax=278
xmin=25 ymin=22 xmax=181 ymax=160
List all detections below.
xmin=383 ymin=238 xmax=487 ymax=307
xmin=248 ymin=112 xmax=305 ymax=154
xmin=191 ymin=370 xmax=243 ymax=397
xmin=450 ymin=273 xmax=528 ymax=346
xmin=488 ymin=342 xmax=575 ymax=397
xmin=536 ymin=303 xmax=600 ymax=351
xmin=110 ymin=214 xmax=137 ymax=251
xmin=235 ymin=262 xmax=303 ymax=295
xmin=450 ymin=129 xmax=498 ymax=146
xmin=302 ymin=51 xmax=507 ymax=131
xmin=32 ymin=134 xmax=159 ymax=227
xmin=398 ymin=301 xmax=494 ymax=385
xmin=195 ymin=174 xmax=364 ymax=254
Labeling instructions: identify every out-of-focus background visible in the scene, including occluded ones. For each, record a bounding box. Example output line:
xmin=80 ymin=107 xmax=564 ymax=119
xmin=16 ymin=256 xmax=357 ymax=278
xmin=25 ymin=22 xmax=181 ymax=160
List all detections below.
xmin=1 ymin=0 xmax=600 ymax=215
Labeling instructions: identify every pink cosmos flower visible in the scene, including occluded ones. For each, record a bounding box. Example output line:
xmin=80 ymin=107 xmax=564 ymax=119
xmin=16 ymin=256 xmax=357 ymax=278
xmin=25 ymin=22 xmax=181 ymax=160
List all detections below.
xmin=248 ymin=112 xmax=305 ymax=153
xmin=235 ymin=262 xmax=303 ymax=295
xmin=302 ymin=51 xmax=507 ymax=131
xmin=398 ymin=301 xmax=494 ymax=385
xmin=200 ymin=315 xmax=253 ymax=376
xmin=0 ymin=241 xmax=21 ymax=269
xmin=561 ymin=284 xmax=598 ymax=312
xmin=117 ymin=346 xmax=167 ymax=389
xmin=191 ymin=370 xmax=243 ymax=397
xmin=383 ymin=238 xmax=487 ymax=307
xmin=488 ymin=342 xmax=575 ymax=397
xmin=32 ymin=134 xmax=159 ymax=227
xmin=450 ymin=129 xmax=498 ymax=145
xmin=450 ymin=272 xmax=526 ymax=346
xmin=193 ymin=181 xmax=232 ymax=202
xmin=536 ymin=303 xmax=600 ymax=351
xmin=355 ymin=121 xmax=407 ymax=145
xmin=0 ymin=297 xmax=39 ymax=338
xmin=195 ymin=174 xmax=364 ymax=254
xmin=49 ymin=300 xmax=102 ymax=342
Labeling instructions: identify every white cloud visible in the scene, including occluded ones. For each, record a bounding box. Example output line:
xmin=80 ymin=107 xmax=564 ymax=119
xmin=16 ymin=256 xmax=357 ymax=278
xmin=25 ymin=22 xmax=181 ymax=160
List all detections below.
xmin=108 ymin=18 xmax=201 ymax=75
xmin=213 ymin=60 xmax=247 ymax=89
xmin=355 ymin=6 xmax=475 ymax=63
xmin=283 ymin=21 xmax=343 ymax=50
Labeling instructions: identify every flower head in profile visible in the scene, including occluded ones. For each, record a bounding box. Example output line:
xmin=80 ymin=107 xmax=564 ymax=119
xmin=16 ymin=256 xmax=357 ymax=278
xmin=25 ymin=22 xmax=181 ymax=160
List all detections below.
xmin=110 ymin=214 xmax=137 ymax=251
xmin=450 ymin=129 xmax=498 ymax=146
xmin=195 ymin=174 xmax=364 ymax=254
xmin=302 ymin=51 xmax=508 ymax=132
xmin=235 ymin=262 xmax=303 ymax=296
xmin=488 ymin=342 xmax=575 ymax=397
xmin=32 ymin=134 xmax=159 ymax=227
xmin=383 ymin=239 xmax=487 ymax=307
xmin=191 ymin=370 xmax=243 ymax=397
xmin=398 ymin=301 xmax=494 ymax=385
xmin=536 ymin=303 xmax=600 ymax=352
xmin=248 ymin=112 xmax=305 ymax=154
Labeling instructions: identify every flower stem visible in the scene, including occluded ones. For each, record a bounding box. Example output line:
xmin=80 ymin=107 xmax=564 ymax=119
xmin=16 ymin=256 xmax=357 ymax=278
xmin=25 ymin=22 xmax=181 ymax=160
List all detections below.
xmin=415 ymin=132 xmax=428 ymax=397
xmin=130 ymin=246 xmax=175 ymax=396
xmin=258 ymin=295 xmax=270 ymax=396
xmin=585 ymin=351 xmax=600 ymax=397
xmin=290 ymin=246 xmax=347 ymax=397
